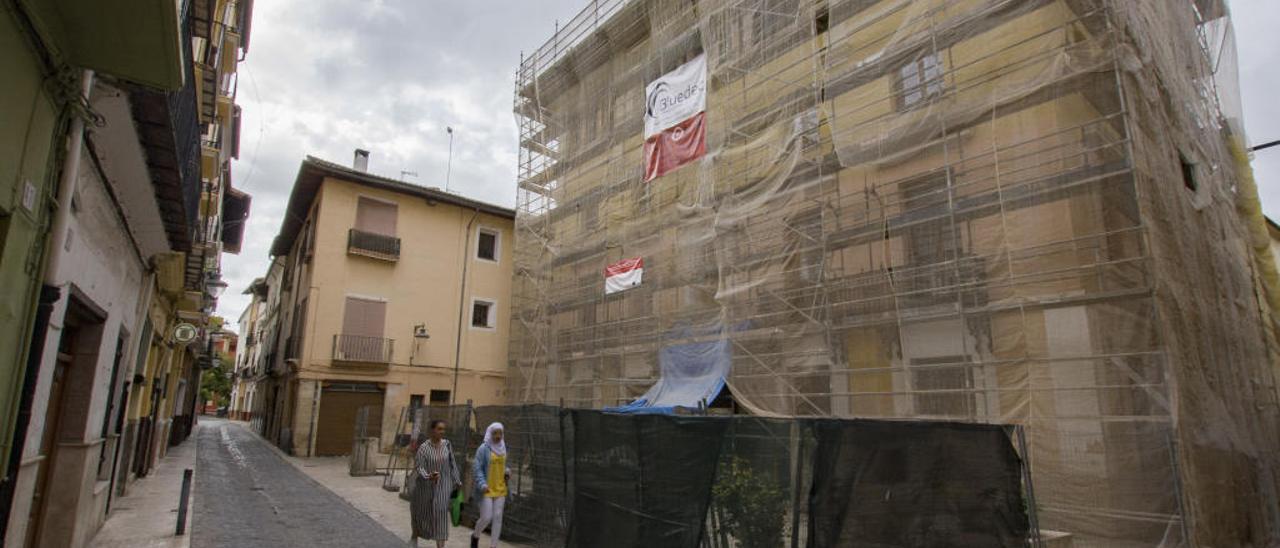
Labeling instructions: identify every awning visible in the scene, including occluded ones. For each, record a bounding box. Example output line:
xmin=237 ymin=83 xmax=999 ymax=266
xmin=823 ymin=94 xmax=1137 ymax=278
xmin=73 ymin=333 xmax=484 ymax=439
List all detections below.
xmin=607 ymin=324 xmax=736 ymax=414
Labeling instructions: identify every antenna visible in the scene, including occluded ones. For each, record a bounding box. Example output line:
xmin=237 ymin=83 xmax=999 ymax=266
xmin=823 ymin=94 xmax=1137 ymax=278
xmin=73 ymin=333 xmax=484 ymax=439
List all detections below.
xmin=400 ymin=170 xmax=418 ymax=181
xmin=445 ymin=126 xmax=454 ymax=193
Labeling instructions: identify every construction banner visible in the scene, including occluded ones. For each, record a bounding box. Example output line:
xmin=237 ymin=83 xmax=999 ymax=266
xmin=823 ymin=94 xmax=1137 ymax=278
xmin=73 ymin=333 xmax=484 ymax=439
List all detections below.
xmin=604 ymin=257 xmax=643 ymax=294
xmin=643 ymin=54 xmax=706 ymax=181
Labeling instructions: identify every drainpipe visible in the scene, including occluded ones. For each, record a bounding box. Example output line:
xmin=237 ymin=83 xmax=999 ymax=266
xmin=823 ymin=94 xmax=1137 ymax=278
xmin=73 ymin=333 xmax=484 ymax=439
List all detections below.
xmin=451 ymin=208 xmax=480 ymax=405
xmin=44 ymin=70 xmax=95 ymax=286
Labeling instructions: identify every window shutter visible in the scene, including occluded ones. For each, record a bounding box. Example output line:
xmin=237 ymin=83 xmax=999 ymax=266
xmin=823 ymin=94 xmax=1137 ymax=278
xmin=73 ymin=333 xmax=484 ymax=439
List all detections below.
xmin=343 ymin=297 xmax=387 ymax=337
xmin=355 ymin=198 xmax=398 ymax=236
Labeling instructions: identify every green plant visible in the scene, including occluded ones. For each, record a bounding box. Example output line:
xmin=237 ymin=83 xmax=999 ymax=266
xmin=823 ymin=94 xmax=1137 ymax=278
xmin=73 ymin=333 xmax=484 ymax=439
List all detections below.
xmin=711 ymin=457 xmax=787 ymax=548
xmin=200 ymin=363 xmax=231 ymax=407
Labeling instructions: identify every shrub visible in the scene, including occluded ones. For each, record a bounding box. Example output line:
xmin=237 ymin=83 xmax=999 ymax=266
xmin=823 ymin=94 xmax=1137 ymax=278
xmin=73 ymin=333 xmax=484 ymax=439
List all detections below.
xmin=711 ymin=457 xmax=787 ymax=548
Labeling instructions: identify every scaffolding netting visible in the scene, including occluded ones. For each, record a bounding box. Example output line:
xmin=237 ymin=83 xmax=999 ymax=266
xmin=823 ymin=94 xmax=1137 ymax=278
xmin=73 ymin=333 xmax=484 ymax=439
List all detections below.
xmin=509 ymin=0 xmax=1280 ymax=546
xmin=407 ymin=405 xmax=1030 ymax=547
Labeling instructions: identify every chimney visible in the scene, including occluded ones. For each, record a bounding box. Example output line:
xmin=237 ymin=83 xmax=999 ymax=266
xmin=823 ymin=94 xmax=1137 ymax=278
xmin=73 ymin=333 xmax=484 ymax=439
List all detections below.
xmin=353 ymin=149 xmax=370 ymax=172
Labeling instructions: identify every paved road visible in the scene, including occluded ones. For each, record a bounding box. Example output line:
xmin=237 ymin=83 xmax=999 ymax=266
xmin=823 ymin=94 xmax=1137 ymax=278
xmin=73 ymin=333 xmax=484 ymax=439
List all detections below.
xmin=192 ymin=419 xmax=405 ymax=547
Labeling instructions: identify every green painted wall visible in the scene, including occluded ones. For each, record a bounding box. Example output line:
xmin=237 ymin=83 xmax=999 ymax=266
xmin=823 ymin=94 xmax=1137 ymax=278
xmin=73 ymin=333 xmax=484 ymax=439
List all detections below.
xmin=0 ymin=5 xmax=63 ymax=472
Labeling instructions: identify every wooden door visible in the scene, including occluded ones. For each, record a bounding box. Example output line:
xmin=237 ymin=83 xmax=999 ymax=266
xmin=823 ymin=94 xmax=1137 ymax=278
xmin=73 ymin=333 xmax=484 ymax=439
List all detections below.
xmin=26 ymin=357 xmax=69 ymax=547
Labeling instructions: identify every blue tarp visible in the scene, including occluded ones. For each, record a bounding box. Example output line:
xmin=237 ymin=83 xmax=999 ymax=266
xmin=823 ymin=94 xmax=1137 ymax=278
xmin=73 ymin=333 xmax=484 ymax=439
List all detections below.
xmin=606 ymin=325 xmax=734 ymax=414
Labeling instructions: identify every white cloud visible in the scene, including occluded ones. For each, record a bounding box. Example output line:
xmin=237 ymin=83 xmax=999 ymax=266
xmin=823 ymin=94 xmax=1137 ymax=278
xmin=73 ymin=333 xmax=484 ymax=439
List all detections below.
xmin=216 ymin=0 xmax=584 ymax=320
xmin=217 ymin=0 xmax=1280 ymax=321
xmin=1233 ymin=1 xmax=1280 ymax=218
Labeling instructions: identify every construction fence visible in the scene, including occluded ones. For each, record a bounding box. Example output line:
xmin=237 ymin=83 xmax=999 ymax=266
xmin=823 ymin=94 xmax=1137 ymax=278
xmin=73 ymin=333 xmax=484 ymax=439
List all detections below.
xmin=375 ymin=404 xmax=1033 ymax=548
xmin=509 ymin=1 xmax=1280 ymax=546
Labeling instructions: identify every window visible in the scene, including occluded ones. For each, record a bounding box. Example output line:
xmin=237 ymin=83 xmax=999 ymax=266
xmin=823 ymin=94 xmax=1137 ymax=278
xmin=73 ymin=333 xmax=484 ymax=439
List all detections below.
xmin=350 ymin=198 xmax=400 ymax=261
xmin=355 ymin=197 xmax=398 ymax=236
xmin=342 ymin=296 xmax=387 ymax=338
xmin=815 ymin=8 xmax=829 ymax=34
xmin=581 ymin=202 xmax=599 ymax=232
xmin=471 ymin=299 xmax=495 ymax=329
xmin=896 ymin=51 xmax=944 ymax=111
xmin=1180 ymin=153 xmax=1198 ymax=192
xmin=409 ymin=394 xmax=424 ymax=410
xmin=899 ymin=170 xmax=956 ymax=266
xmin=899 ymin=170 xmax=966 ymax=308
xmin=98 ymin=332 xmax=128 ymax=481
xmin=336 ymin=296 xmax=390 ymax=362
xmin=582 ymin=98 xmax=612 ymax=144
xmin=477 ymin=228 xmax=499 ymax=261
xmin=429 ymin=390 xmax=451 ymax=406
xmin=785 ymin=208 xmax=823 ymax=284
xmin=716 ymin=9 xmax=763 ymax=60
xmin=303 ymin=216 xmax=317 ymax=260
xmin=911 ymin=356 xmax=975 ymax=417
xmin=288 ymin=298 xmax=308 ymax=360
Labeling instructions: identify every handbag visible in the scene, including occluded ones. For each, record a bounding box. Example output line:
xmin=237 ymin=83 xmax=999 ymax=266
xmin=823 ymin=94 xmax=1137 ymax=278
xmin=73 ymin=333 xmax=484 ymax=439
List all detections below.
xmin=450 ymin=488 xmax=464 ymax=526
xmin=446 ymin=441 xmax=464 ymax=526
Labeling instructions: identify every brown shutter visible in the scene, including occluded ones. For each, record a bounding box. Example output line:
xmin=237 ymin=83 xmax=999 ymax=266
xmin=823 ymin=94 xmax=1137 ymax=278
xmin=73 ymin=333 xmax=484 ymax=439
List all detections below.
xmin=315 ymin=385 xmax=384 ymax=456
xmin=355 ymin=198 xmax=397 ymax=236
xmin=342 ymin=297 xmax=387 ymax=337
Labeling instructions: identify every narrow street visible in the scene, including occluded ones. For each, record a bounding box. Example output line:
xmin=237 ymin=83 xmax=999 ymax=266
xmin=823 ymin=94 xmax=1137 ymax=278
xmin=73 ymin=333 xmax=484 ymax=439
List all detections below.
xmin=191 ymin=419 xmax=405 ymax=548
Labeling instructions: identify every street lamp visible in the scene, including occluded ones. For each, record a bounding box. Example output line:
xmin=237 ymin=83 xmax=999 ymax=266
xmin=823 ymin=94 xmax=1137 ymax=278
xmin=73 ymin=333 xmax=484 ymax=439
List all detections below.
xmin=202 ymin=325 xmax=224 ymax=370
xmin=206 ymin=277 xmax=228 ymax=300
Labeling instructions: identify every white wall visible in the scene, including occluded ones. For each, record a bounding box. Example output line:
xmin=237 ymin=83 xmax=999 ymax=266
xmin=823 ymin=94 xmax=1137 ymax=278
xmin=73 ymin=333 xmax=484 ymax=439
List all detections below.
xmin=6 ymin=144 xmax=151 ymax=548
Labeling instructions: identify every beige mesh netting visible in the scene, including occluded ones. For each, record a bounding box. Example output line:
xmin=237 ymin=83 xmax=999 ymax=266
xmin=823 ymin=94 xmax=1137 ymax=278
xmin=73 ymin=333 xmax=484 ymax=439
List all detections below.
xmin=508 ymin=0 xmax=1280 ymax=545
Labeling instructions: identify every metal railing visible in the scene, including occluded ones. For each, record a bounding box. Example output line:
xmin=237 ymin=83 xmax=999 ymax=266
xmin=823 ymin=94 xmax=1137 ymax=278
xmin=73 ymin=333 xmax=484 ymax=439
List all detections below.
xmin=175 ymin=5 xmax=203 ymax=240
xmin=332 ymin=334 xmax=394 ymax=364
xmin=347 ymin=228 xmax=401 ymax=261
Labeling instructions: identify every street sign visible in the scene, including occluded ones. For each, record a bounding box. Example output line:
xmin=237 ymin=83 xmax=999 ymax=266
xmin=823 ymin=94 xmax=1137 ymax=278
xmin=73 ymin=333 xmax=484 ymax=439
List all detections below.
xmin=173 ymin=323 xmax=198 ymax=344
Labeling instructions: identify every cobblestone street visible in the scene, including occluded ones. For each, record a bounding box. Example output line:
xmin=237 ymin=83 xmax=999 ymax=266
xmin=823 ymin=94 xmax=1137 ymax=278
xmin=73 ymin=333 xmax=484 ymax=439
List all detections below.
xmin=191 ymin=419 xmax=405 ymax=548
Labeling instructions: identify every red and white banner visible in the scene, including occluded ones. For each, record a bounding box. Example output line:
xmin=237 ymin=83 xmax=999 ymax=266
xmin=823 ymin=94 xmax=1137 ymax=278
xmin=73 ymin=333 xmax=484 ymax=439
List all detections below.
xmin=644 ymin=54 xmax=707 ymax=182
xmin=605 ymin=257 xmax=644 ymax=295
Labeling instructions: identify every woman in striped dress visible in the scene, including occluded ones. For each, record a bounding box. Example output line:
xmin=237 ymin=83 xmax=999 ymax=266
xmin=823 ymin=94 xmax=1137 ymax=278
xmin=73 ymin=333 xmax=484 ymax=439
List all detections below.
xmin=411 ymin=419 xmax=461 ymax=548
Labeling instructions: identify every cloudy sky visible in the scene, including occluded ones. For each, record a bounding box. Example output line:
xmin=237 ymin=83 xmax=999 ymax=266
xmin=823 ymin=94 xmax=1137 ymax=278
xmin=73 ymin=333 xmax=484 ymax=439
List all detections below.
xmin=215 ymin=0 xmax=1280 ymax=324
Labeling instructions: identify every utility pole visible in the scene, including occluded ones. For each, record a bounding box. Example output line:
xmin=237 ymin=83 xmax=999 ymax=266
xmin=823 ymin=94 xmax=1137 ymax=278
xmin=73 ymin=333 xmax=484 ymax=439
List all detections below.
xmin=445 ymin=126 xmax=454 ymax=193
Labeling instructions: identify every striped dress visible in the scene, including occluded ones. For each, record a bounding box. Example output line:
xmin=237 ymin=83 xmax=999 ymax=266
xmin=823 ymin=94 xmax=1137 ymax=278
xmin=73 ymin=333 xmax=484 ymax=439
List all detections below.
xmin=411 ymin=439 xmax=461 ymax=540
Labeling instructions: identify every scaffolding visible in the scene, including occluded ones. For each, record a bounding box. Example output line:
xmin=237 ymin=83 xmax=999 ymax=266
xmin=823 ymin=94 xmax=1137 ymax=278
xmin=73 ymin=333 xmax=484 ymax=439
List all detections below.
xmin=510 ymin=1 xmax=1280 ymax=546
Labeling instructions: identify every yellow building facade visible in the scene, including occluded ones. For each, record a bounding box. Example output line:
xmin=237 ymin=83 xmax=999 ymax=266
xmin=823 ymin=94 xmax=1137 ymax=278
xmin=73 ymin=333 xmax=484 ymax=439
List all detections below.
xmin=510 ymin=0 xmax=1280 ymax=546
xmin=263 ymin=156 xmax=514 ymax=456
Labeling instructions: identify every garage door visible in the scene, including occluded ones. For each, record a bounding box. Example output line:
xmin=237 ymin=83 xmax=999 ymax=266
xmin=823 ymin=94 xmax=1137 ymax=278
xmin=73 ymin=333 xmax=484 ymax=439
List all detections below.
xmin=315 ymin=383 xmax=384 ymax=456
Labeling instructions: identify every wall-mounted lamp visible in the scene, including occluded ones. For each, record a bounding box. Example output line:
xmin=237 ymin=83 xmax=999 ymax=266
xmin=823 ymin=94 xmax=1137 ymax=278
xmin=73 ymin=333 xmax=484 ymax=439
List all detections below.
xmin=206 ymin=276 xmax=229 ymax=299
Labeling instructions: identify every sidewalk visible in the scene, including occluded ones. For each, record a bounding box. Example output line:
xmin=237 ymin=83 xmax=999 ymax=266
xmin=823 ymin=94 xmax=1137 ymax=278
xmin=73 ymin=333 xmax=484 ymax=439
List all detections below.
xmin=89 ymin=424 xmax=199 ymax=548
xmin=245 ymin=422 xmax=522 ymax=547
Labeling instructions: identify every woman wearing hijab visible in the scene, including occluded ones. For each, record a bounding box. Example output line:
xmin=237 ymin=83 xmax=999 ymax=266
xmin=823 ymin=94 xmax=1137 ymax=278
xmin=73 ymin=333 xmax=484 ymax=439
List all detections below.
xmin=412 ymin=419 xmax=462 ymax=548
xmin=470 ymin=422 xmax=509 ymax=548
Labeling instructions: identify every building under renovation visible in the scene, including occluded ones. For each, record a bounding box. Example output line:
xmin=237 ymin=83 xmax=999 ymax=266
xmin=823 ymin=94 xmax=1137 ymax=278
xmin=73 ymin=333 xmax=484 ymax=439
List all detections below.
xmin=509 ymin=0 xmax=1280 ymax=545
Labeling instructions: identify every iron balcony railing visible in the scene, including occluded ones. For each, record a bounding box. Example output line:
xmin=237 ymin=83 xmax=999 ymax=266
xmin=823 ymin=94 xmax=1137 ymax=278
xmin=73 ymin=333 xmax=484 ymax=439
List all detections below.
xmin=175 ymin=8 xmax=202 ymax=238
xmin=332 ymin=334 xmax=394 ymax=364
xmin=347 ymin=228 xmax=401 ymax=261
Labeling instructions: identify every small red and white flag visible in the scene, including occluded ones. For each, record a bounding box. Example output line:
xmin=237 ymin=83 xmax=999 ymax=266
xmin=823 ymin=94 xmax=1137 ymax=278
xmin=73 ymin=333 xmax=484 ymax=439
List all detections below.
xmin=643 ymin=54 xmax=707 ymax=182
xmin=605 ymin=257 xmax=644 ymax=295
